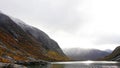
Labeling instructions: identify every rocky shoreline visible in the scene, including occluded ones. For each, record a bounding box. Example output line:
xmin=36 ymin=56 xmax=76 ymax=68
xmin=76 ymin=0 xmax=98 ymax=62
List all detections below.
xmin=16 ymin=60 xmax=49 ymax=66
xmin=0 ymin=60 xmax=49 ymax=68
xmin=0 ymin=63 xmax=27 ymax=68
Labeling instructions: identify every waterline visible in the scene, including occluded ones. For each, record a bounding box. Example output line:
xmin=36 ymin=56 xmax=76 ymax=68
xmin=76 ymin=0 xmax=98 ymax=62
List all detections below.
xmin=50 ymin=61 xmax=120 ymax=68
xmin=51 ymin=61 xmax=118 ymax=64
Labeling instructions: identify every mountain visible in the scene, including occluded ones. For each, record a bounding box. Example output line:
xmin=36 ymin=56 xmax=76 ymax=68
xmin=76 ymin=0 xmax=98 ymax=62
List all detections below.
xmin=63 ymin=48 xmax=111 ymax=61
xmin=0 ymin=12 xmax=69 ymax=63
xmin=101 ymin=46 xmax=120 ymax=61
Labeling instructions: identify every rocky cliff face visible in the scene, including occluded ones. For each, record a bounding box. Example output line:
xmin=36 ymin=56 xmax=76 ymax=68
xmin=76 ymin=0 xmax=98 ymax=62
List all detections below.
xmin=0 ymin=12 xmax=69 ymax=63
xmin=101 ymin=46 xmax=120 ymax=61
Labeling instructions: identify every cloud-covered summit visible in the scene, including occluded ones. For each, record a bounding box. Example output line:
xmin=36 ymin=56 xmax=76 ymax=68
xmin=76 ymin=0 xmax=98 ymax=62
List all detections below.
xmin=1 ymin=0 xmax=120 ymax=50
xmin=0 ymin=0 xmax=86 ymax=33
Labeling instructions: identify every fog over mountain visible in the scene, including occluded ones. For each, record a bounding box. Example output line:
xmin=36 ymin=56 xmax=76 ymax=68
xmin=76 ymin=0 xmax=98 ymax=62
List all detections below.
xmin=63 ymin=48 xmax=112 ymax=61
xmin=0 ymin=0 xmax=120 ymax=50
xmin=0 ymin=12 xmax=69 ymax=63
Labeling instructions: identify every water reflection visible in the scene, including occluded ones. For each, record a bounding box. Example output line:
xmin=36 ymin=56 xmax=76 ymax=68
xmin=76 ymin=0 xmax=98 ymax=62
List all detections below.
xmin=51 ymin=61 xmax=120 ymax=68
xmin=25 ymin=64 xmax=51 ymax=68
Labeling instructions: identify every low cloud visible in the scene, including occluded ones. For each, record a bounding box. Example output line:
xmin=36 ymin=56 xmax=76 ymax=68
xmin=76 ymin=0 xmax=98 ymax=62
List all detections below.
xmin=0 ymin=0 xmax=86 ymax=33
xmin=95 ymin=35 xmax=120 ymax=45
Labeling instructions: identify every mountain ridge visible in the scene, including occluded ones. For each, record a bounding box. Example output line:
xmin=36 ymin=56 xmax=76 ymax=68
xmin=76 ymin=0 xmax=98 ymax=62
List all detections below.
xmin=0 ymin=12 xmax=69 ymax=63
xmin=101 ymin=46 xmax=120 ymax=61
xmin=63 ymin=48 xmax=111 ymax=61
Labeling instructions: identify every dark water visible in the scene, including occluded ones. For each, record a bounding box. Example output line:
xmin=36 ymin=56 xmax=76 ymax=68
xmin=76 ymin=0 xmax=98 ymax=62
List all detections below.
xmin=25 ymin=64 xmax=51 ymax=68
xmin=26 ymin=61 xmax=120 ymax=68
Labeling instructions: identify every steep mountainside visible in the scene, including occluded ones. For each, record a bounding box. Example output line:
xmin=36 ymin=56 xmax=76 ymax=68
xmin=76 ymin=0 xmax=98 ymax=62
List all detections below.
xmin=63 ymin=48 xmax=111 ymax=61
xmin=101 ymin=46 xmax=120 ymax=61
xmin=0 ymin=12 xmax=69 ymax=63
xmin=11 ymin=17 xmax=66 ymax=56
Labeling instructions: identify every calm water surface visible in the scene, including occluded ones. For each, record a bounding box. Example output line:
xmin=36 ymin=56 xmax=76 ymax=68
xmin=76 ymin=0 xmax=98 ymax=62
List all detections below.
xmin=51 ymin=61 xmax=120 ymax=68
xmin=27 ymin=61 xmax=120 ymax=68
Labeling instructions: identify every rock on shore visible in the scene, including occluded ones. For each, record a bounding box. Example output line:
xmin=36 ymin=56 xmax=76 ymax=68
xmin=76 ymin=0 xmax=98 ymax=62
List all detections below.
xmin=0 ymin=63 xmax=27 ymax=68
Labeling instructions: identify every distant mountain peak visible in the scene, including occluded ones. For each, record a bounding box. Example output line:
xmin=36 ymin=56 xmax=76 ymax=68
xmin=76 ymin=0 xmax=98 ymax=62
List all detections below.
xmin=101 ymin=46 xmax=120 ymax=61
xmin=63 ymin=48 xmax=111 ymax=61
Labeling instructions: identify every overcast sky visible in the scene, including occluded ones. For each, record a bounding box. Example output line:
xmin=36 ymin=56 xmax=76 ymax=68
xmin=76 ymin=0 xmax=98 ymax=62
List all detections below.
xmin=0 ymin=0 xmax=120 ymax=50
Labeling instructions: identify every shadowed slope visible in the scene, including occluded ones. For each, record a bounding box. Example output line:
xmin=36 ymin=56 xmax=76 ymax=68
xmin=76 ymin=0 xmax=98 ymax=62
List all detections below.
xmin=0 ymin=13 xmax=69 ymax=63
xmin=101 ymin=46 xmax=120 ymax=61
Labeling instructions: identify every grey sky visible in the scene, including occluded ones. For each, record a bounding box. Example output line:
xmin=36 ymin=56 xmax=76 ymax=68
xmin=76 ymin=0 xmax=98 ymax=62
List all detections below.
xmin=95 ymin=35 xmax=120 ymax=45
xmin=0 ymin=0 xmax=120 ymax=50
xmin=0 ymin=0 xmax=84 ymax=33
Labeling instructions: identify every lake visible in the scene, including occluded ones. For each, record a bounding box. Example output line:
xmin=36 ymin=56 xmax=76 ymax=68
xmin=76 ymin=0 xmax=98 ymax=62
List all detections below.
xmin=51 ymin=61 xmax=120 ymax=68
xmin=26 ymin=61 xmax=120 ymax=68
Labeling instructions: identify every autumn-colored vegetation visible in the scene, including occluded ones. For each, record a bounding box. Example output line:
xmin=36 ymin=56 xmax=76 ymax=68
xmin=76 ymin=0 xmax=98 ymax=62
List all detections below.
xmin=0 ymin=13 xmax=69 ymax=63
xmin=47 ymin=50 xmax=69 ymax=61
xmin=0 ymin=25 xmax=69 ymax=63
xmin=100 ymin=46 xmax=120 ymax=61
